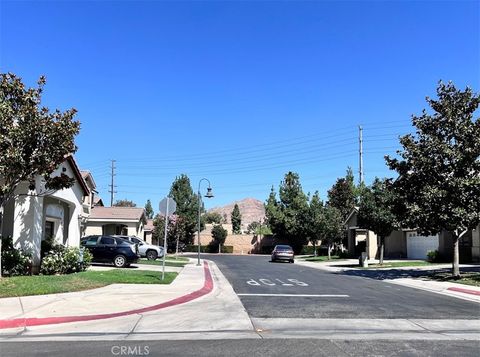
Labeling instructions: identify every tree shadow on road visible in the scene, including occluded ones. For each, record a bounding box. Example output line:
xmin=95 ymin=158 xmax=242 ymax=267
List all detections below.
xmin=334 ymin=265 xmax=480 ymax=282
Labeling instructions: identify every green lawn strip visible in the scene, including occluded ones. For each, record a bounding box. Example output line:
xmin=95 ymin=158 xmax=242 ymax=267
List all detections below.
xmin=363 ymin=261 xmax=434 ymax=269
xmin=136 ymin=259 xmax=188 ymax=267
xmin=0 ymin=270 xmax=177 ymax=298
xmin=428 ymin=271 xmax=480 ymax=287
xmin=303 ymin=255 xmax=342 ymax=262
xmin=165 ymin=255 xmax=189 ymax=262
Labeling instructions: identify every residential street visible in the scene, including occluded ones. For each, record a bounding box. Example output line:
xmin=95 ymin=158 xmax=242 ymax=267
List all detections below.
xmin=0 ymin=256 xmax=479 ymax=356
xmin=206 ymin=254 xmax=480 ymax=319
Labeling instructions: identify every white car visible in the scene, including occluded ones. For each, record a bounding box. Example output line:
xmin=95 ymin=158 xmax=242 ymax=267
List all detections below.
xmin=113 ymin=235 xmax=164 ymax=260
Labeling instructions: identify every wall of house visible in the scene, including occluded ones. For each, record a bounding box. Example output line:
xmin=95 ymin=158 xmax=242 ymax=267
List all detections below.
xmin=46 ymin=163 xmax=84 ymax=249
xmin=1 ymin=198 xmax=15 ymax=238
xmin=84 ymin=221 xmax=144 ymax=237
xmin=385 ymin=230 xmax=406 ymax=258
xmin=439 ymin=231 xmax=453 ymax=260
xmin=366 ymin=231 xmax=378 ymax=259
xmin=12 ymin=182 xmax=44 ymax=273
xmin=472 ymin=225 xmax=480 ymax=262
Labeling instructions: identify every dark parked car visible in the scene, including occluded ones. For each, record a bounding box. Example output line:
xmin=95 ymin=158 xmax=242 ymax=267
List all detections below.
xmin=271 ymin=244 xmax=294 ymax=263
xmin=80 ymin=235 xmax=140 ymax=268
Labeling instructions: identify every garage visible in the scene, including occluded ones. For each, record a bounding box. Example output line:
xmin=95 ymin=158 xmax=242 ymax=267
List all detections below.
xmin=406 ymin=232 xmax=439 ymax=259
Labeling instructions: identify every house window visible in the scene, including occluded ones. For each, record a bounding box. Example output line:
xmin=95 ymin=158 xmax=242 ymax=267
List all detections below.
xmin=44 ymin=221 xmax=55 ymax=241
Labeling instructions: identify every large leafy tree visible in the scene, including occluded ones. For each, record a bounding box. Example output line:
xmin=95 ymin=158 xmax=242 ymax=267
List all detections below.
xmin=0 ymin=73 xmax=80 ymax=209
xmin=168 ymin=174 xmax=201 ymax=245
xmin=357 ymin=178 xmax=399 ymax=265
xmin=327 ymin=167 xmax=357 ymax=221
xmin=265 ymin=172 xmax=309 ymax=253
xmin=302 ymin=191 xmax=325 ymax=257
xmin=113 ymin=199 xmax=136 ymax=207
xmin=211 ymin=224 xmax=228 ymax=253
xmin=0 ymin=73 xmax=80 ymax=276
xmin=203 ymin=212 xmax=223 ymax=224
xmin=323 ymin=205 xmax=344 ymax=260
xmin=231 ymin=203 xmax=242 ymax=234
xmin=386 ymin=82 xmax=480 ymax=277
xmin=144 ymin=199 xmax=154 ymax=219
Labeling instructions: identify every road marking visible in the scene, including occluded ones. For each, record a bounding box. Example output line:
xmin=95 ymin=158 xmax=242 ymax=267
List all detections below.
xmin=237 ymin=293 xmax=349 ymax=298
xmin=246 ymin=278 xmax=309 ymax=287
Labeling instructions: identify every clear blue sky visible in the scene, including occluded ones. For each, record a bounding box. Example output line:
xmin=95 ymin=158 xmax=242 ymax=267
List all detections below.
xmin=1 ymin=0 xmax=478 ymax=212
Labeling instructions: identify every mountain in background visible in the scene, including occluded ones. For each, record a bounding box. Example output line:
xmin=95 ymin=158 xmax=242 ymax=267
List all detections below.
xmin=208 ymin=198 xmax=265 ymax=227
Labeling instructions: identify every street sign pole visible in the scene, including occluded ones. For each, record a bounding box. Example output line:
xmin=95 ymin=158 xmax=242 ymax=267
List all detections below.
xmin=159 ymin=197 xmax=176 ymax=281
xmin=162 ymin=198 xmax=169 ymax=281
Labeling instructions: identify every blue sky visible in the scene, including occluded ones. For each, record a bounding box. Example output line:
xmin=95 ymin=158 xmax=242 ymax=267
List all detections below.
xmin=1 ymin=0 xmax=478 ymax=212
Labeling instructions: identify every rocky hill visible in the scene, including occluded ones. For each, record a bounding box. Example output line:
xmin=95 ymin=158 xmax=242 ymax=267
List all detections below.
xmin=208 ymin=198 xmax=265 ymax=227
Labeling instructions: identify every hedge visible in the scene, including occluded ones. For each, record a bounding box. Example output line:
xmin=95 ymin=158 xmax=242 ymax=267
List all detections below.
xmin=185 ymin=245 xmax=233 ymax=253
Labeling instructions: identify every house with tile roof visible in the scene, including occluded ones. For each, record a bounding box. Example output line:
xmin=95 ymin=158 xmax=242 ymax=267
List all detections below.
xmin=1 ymin=155 xmax=91 ymax=273
xmin=84 ymin=206 xmax=147 ymax=238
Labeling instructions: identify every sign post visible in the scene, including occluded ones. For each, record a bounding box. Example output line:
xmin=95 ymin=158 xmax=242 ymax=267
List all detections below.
xmin=159 ymin=197 xmax=177 ymax=280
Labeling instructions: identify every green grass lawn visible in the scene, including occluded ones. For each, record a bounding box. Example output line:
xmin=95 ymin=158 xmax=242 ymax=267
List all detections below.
xmin=429 ymin=271 xmax=480 ymax=287
xmin=0 ymin=270 xmax=177 ymax=298
xmin=303 ymin=255 xmax=343 ymax=262
xmin=363 ymin=261 xmax=435 ymax=269
xmin=165 ymin=255 xmax=189 ymax=262
xmin=136 ymin=258 xmax=189 ymax=267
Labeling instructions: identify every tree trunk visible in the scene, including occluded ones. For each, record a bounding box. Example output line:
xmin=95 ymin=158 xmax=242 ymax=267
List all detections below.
xmin=218 ymin=243 xmax=221 ymax=254
xmin=452 ymin=234 xmax=460 ymax=278
xmin=313 ymin=241 xmax=316 ymax=257
xmin=379 ymin=236 xmax=384 ymax=266
xmin=0 ymin=207 xmax=3 ymax=278
xmin=327 ymin=244 xmax=332 ymax=260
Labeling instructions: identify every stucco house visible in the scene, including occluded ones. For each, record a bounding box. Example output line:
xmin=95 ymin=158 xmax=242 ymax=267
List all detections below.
xmin=84 ymin=206 xmax=147 ymax=238
xmin=1 ymin=156 xmax=91 ymax=273
xmin=144 ymin=219 xmax=154 ymax=244
xmin=345 ymin=207 xmax=480 ymax=262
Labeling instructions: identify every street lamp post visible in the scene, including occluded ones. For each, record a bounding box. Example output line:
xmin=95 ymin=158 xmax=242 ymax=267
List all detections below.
xmin=197 ymin=178 xmax=214 ymax=266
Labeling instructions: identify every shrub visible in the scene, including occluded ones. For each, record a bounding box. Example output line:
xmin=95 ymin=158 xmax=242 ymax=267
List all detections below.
xmin=40 ymin=246 xmax=92 ymax=275
xmin=427 ymin=250 xmax=439 ymax=263
xmin=1 ymin=237 xmax=32 ymax=276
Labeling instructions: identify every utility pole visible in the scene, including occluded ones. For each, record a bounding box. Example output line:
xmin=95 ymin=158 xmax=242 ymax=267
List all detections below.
xmin=359 ymin=125 xmax=364 ymax=185
xmin=109 ymin=160 xmax=117 ymax=206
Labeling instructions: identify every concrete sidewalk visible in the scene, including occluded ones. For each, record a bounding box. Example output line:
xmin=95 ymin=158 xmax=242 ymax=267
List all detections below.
xmin=295 ymin=258 xmax=480 ymax=303
xmin=0 ymin=259 xmax=254 ymax=340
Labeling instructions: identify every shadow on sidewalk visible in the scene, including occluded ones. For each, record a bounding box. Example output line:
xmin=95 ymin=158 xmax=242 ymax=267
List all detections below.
xmin=333 ymin=265 xmax=480 ymax=282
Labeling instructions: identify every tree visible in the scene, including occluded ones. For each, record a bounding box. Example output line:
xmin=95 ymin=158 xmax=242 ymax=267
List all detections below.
xmin=114 ymin=199 xmax=136 ymax=207
xmin=386 ymin=82 xmax=480 ymax=277
xmin=265 ymin=172 xmax=309 ymax=253
xmin=169 ymin=174 xmax=201 ymax=245
xmin=357 ymin=178 xmax=399 ymax=265
xmin=144 ymin=199 xmax=154 ymax=219
xmin=327 ymin=167 xmax=358 ymax=221
xmin=0 ymin=73 xmax=80 ymax=277
xmin=323 ymin=205 xmax=344 ymax=260
xmin=211 ymin=224 xmax=228 ymax=253
xmin=203 ymin=212 xmax=223 ymax=224
xmin=303 ymin=192 xmax=325 ymax=257
xmin=231 ymin=203 xmax=242 ymax=234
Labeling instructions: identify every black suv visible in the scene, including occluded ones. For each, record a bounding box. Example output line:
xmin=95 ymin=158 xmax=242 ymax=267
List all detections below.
xmin=80 ymin=235 xmax=140 ymax=268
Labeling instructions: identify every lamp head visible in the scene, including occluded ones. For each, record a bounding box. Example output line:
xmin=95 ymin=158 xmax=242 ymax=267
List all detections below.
xmin=205 ymin=187 xmax=214 ymax=198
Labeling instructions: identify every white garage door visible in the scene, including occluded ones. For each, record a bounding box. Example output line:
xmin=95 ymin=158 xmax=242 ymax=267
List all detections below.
xmin=406 ymin=233 xmax=439 ymax=259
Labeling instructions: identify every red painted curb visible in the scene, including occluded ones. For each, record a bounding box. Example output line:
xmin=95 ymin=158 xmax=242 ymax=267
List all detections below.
xmin=0 ymin=261 xmax=213 ymax=330
xmin=447 ymin=287 xmax=480 ymax=296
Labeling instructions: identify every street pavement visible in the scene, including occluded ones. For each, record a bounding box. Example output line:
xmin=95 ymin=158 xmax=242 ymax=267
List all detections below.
xmin=0 ymin=254 xmax=479 ymax=356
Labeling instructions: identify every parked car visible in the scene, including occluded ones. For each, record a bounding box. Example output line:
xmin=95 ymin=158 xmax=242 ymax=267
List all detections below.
xmin=113 ymin=235 xmax=164 ymax=260
xmin=80 ymin=235 xmax=140 ymax=268
xmin=271 ymin=244 xmax=294 ymax=263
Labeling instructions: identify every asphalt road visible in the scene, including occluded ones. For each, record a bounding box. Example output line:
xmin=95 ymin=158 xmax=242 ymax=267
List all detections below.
xmin=1 ymin=340 xmax=479 ymax=357
xmin=203 ymin=254 xmax=480 ymax=319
